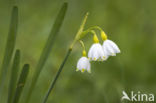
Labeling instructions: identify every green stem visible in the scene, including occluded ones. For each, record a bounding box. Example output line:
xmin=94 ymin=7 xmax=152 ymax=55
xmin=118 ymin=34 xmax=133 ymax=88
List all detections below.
xmin=70 ymin=12 xmax=89 ymax=49
xmin=80 ymin=25 xmax=105 ymax=39
xmin=79 ymin=40 xmax=86 ymax=51
xmin=85 ymin=26 xmax=103 ymax=32
xmin=42 ymin=49 xmax=72 ymax=103
xmin=42 ymin=11 xmax=89 ymax=103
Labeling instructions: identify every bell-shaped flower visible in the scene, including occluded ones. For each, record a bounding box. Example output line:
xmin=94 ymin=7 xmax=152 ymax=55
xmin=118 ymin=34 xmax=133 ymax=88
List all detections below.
xmin=88 ymin=43 xmax=106 ymax=61
xmin=88 ymin=34 xmax=106 ymax=61
xmin=76 ymin=57 xmax=91 ymax=73
xmin=102 ymin=39 xmax=120 ymax=57
xmin=101 ymin=30 xmax=120 ymax=57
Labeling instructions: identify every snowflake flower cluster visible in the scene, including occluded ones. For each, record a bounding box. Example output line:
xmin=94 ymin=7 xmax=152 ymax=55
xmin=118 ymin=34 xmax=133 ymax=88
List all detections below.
xmin=76 ymin=28 xmax=120 ymax=73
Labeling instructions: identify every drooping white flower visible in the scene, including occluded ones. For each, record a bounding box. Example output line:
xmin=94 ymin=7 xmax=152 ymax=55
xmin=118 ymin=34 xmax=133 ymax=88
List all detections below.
xmin=76 ymin=57 xmax=91 ymax=73
xmin=88 ymin=43 xmax=106 ymax=61
xmin=102 ymin=39 xmax=120 ymax=57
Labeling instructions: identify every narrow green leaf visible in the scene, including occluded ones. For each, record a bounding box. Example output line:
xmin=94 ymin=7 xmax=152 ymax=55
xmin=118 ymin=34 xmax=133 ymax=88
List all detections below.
xmin=8 ymin=50 xmax=20 ymax=103
xmin=0 ymin=6 xmax=18 ymax=99
xmin=13 ymin=64 xmax=29 ymax=103
xmin=25 ymin=2 xmax=68 ymax=102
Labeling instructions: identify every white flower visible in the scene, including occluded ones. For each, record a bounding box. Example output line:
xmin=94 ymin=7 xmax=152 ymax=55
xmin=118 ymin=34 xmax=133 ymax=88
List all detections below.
xmin=102 ymin=40 xmax=120 ymax=57
xmin=76 ymin=57 xmax=91 ymax=73
xmin=88 ymin=43 xmax=106 ymax=61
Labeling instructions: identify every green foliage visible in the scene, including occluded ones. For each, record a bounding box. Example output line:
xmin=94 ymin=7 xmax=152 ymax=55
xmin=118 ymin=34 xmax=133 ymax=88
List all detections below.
xmin=0 ymin=0 xmax=156 ymax=103
xmin=25 ymin=2 xmax=68 ymax=103
xmin=8 ymin=50 xmax=21 ymax=103
xmin=12 ymin=64 xmax=29 ymax=103
xmin=0 ymin=6 xmax=18 ymax=100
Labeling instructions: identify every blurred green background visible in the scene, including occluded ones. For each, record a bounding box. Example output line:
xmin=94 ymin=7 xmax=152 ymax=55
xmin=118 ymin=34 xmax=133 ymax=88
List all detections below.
xmin=0 ymin=0 xmax=156 ymax=103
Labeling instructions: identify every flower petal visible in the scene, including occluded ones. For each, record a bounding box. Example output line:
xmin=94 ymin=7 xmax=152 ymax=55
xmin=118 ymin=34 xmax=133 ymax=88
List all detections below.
xmin=107 ymin=40 xmax=120 ymax=53
xmin=104 ymin=42 xmax=116 ymax=56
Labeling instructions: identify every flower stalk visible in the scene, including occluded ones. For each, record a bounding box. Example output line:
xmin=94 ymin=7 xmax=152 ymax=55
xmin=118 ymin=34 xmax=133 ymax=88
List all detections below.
xmin=42 ymin=49 xmax=72 ymax=103
xmin=79 ymin=40 xmax=86 ymax=51
xmin=70 ymin=12 xmax=89 ymax=49
xmin=42 ymin=12 xmax=89 ymax=103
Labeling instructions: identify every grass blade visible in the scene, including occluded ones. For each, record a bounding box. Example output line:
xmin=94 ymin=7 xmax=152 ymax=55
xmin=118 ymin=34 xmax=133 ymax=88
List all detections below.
xmin=7 ymin=50 xmax=20 ymax=103
xmin=25 ymin=2 xmax=68 ymax=102
xmin=0 ymin=6 xmax=18 ymax=99
xmin=13 ymin=64 xmax=29 ymax=103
